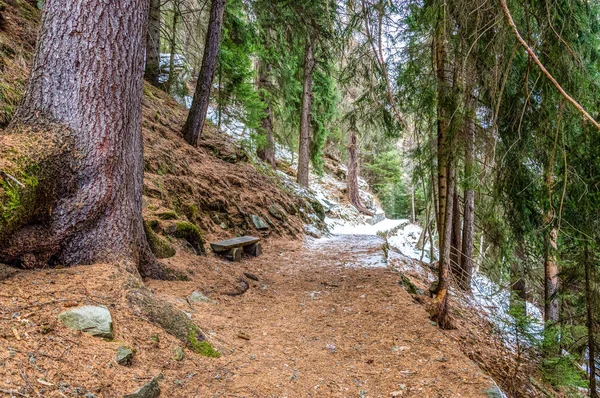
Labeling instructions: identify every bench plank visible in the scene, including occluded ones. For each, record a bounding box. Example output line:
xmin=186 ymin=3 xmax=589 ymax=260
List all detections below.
xmin=210 ymin=236 xmax=260 ymax=253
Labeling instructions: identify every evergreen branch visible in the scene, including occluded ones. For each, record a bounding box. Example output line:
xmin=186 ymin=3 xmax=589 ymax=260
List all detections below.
xmin=500 ymin=0 xmax=600 ymax=131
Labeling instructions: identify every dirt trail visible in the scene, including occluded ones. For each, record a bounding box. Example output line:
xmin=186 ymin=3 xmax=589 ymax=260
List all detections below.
xmin=163 ymin=234 xmax=498 ymax=397
xmin=0 ymin=234 xmax=499 ymax=397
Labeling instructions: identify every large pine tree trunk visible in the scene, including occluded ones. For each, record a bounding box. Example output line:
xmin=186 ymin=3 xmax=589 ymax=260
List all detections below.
xmin=257 ymin=59 xmax=276 ymax=168
xmin=0 ymin=0 xmax=215 ymax=351
xmin=296 ymin=39 xmax=315 ymax=187
xmin=347 ymin=126 xmax=373 ymax=216
xmin=1 ymin=0 xmax=163 ymax=278
xmin=144 ymin=0 xmax=161 ymax=86
xmin=183 ymin=0 xmax=226 ymax=146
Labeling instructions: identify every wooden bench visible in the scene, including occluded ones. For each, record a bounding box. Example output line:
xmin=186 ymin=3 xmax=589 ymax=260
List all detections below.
xmin=210 ymin=236 xmax=262 ymax=262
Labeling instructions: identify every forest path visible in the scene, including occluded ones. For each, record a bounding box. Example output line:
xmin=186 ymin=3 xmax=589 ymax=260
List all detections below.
xmin=183 ymin=234 xmax=498 ymax=397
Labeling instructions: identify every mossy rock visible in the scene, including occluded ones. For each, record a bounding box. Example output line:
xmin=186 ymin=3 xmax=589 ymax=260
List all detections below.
xmin=173 ymin=222 xmax=205 ymax=254
xmin=144 ymin=221 xmax=175 ymax=259
xmin=188 ymin=331 xmax=220 ymax=358
xmin=308 ymin=199 xmax=325 ymax=222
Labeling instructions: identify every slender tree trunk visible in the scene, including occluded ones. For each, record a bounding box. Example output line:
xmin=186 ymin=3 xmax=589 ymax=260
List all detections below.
xmin=347 ymin=125 xmax=373 ymax=216
xmin=182 ymin=0 xmax=226 ymax=146
xmin=543 ymin=151 xmax=560 ymax=324
xmin=585 ymin=245 xmax=598 ymax=398
xmin=296 ymin=39 xmax=315 ymax=187
xmin=411 ymin=185 xmax=416 ymax=223
xmin=257 ymin=59 xmax=276 ymax=168
xmin=436 ymin=31 xmax=449 ymax=247
xmin=165 ymin=3 xmax=178 ymax=94
xmin=3 ymin=0 xmax=162 ymax=279
xmin=460 ymin=102 xmax=475 ymax=292
xmin=450 ymin=188 xmax=461 ymax=277
xmin=510 ymin=244 xmax=527 ymax=314
xmin=144 ymin=0 xmax=161 ymax=86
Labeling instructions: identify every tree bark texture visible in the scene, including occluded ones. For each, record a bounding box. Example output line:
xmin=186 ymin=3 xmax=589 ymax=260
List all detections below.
xmin=296 ymin=39 xmax=315 ymax=187
xmin=543 ymin=149 xmax=559 ymax=324
xmin=182 ymin=0 xmax=226 ymax=146
xmin=144 ymin=0 xmax=161 ymax=86
xmin=164 ymin=4 xmax=178 ymax=94
xmin=1 ymin=0 xmax=164 ymax=279
xmin=257 ymin=59 xmax=276 ymax=168
xmin=347 ymin=126 xmax=373 ymax=216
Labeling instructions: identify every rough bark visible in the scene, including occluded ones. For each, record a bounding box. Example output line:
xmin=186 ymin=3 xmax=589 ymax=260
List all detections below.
xmin=257 ymin=59 xmax=276 ymax=168
xmin=543 ymin=149 xmax=559 ymax=324
xmin=0 ymin=0 xmax=165 ymax=278
xmin=435 ymin=30 xmax=449 ymax=245
xmin=347 ymin=127 xmax=373 ymax=216
xmin=585 ymin=245 xmax=598 ymax=398
xmin=144 ymin=0 xmax=161 ymax=86
xmin=182 ymin=0 xmax=226 ymax=146
xmin=296 ymin=39 xmax=315 ymax=187
xmin=510 ymin=245 xmax=527 ymax=315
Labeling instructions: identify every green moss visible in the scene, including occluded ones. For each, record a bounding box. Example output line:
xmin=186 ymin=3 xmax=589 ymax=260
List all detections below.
xmin=157 ymin=210 xmax=177 ymax=220
xmin=143 ymin=221 xmax=176 ymax=259
xmin=0 ymin=168 xmax=40 ymax=242
xmin=188 ymin=330 xmax=220 ymax=358
xmin=173 ymin=221 xmax=205 ymax=254
xmin=143 ymin=85 xmax=156 ymax=100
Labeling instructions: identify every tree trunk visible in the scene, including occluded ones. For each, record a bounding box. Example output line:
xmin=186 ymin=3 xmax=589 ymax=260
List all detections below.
xmin=435 ymin=31 xmax=449 ymax=246
xmin=144 ymin=0 xmax=161 ymax=86
xmin=347 ymin=125 xmax=373 ymax=216
xmin=164 ymin=3 xmax=178 ymax=94
xmin=450 ymin=188 xmax=461 ymax=278
xmin=585 ymin=245 xmax=598 ymax=398
xmin=257 ymin=59 xmax=276 ymax=168
xmin=510 ymin=244 xmax=527 ymax=315
xmin=296 ymin=39 xmax=315 ymax=187
xmin=459 ymin=104 xmax=475 ymax=292
xmin=543 ymin=152 xmax=559 ymax=324
xmin=182 ymin=0 xmax=226 ymax=146
xmin=1 ymin=0 xmax=162 ymax=279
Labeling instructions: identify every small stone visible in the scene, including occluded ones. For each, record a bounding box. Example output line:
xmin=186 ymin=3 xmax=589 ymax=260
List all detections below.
xmin=250 ymin=214 xmax=269 ymax=230
xmin=237 ymin=332 xmax=250 ymax=341
xmin=390 ymin=391 xmax=404 ymax=397
xmin=58 ymin=306 xmax=113 ymax=339
xmin=219 ymin=222 xmax=228 ymax=229
xmin=187 ymin=291 xmax=212 ymax=304
xmin=268 ymin=204 xmax=285 ymax=221
xmin=115 ymin=346 xmax=135 ymax=366
xmin=124 ymin=376 xmax=161 ymax=398
xmin=483 ymin=385 xmax=505 ymax=398
xmin=173 ymin=346 xmax=185 ymax=361
xmin=304 ymin=225 xmax=322 ymax=239
xmin=250 ymin=354 xmax=256 ymax=360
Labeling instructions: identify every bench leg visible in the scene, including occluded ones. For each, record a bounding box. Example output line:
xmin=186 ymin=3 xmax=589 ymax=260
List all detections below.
xmin=243 ymin=242 xmax=262 ymax=257
xmin=226 ymin=247 xmax=242 ymax=262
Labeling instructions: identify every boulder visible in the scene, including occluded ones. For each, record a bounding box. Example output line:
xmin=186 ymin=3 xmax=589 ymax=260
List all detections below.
xmin=58 ymin=306 xmax=113 ymax=339
xmin=250 ymin=214 xmax=269 ymax=230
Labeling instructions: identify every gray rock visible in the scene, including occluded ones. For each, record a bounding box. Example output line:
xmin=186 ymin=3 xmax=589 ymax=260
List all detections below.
xmin=58 ymin=306 xmax=113 ymax=339
xmin=268 ymin=204 xmax=285 ymax=221
xmin=124 ymin=376 xmax=160 ymax=398
xmin=187 ymin=291 xmax=213 ymax=304
xmin=115 ymin=346 xmax=135 ymax=366
xmin=173 ymin=346 xmax=185 ymax=361
xmin=0 ymin=263 xmax=16 ymax=281
xmin=250 ymin=214 xmax=269 ymax=230
xmin=304 ymin=225 xmax=322 ymax=239
xmin=367 ymin=212 xmax=386 ymax=225
xmin=483 ymin=385 xmax=506 ymax=398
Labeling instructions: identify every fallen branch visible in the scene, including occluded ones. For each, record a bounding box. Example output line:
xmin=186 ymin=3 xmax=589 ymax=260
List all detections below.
xmin=500 ymin=0 xmax=600 ymax=130
xmin=0 ymin=171 xmax=25 ymax=188
xmin=0 ymin=388 xmax=29 ymax=397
